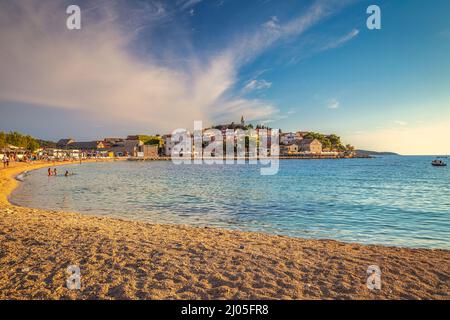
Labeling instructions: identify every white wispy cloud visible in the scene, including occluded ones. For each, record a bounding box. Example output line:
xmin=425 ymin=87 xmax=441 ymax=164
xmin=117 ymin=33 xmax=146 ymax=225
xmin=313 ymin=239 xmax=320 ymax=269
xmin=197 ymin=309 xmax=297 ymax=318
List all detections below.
xmin=178 ymin=0 xmax=203 ymax=10
xmin=286 ymin=109 xmax=297 ymax=115
xmin=0 ymin=1 xmax=280 ymax=131
xmin=322 ymin=28 xmax=359 ymax=50
xmin=327 ymin=99 xmax=340 ymax=109
xmin=263 ymin=16 xmax=280 ymax=31
xmin=0 ymin=0 xmax=353 ymax=132
xmin=243 ymin=79 xmax=272 ymax=93
xmin=232 ymin=0 xmax=355 ymax=66
xmin=234 ymin=2 xmax=330 ymax=63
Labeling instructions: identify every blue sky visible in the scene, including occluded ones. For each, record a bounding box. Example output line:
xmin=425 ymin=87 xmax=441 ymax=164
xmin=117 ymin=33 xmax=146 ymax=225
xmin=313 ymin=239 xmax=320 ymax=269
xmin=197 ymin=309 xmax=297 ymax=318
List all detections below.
xmin=0 ymin=0 xmax=449 ymax=154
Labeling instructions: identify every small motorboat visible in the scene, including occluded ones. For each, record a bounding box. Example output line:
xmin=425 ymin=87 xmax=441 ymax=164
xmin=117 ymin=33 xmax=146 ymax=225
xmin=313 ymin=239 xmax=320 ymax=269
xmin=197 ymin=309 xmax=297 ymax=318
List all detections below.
xmin=431 ymin=159 xmax=447 ymax=167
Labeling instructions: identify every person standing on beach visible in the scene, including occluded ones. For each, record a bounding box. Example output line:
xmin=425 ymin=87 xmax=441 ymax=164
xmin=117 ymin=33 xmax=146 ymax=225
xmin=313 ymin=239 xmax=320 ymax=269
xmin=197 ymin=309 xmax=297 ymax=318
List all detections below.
xmin=2 ymin=156 xmax=6 ymax=168
xmin=5 ymin=155 xmax=9 ymax=167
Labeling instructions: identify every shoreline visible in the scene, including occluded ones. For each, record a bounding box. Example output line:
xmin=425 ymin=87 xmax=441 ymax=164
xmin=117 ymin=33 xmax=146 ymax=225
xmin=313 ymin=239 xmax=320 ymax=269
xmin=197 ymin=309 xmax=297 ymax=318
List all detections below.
xmin=0 ymin=162 xmax=449 ymax=299
xmin=127 ymin=155 xmax=373 ymax=161
xmin=7 ymin=160 xmax=444 ymax=251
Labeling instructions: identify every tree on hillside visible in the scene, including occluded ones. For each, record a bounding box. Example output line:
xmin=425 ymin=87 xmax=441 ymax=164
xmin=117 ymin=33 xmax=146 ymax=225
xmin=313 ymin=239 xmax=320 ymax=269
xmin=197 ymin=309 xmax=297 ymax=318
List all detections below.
xmin=145 ymin=138 xmax=163 ymax=146
xmin=327 ymin=134 xmax=340 ymax=147
xmin=24 ymin=136 xmax=40 ymax=151
xmin=327 ymin=134 xmax=346 ymax=151
xmin=0 ymin=131 xmax=41 ymax=151
xmin=0 ymin=132 xmax=6 ymax=149
xmin=304 ymin=132 xmax=349 ymax=152
xmin=137 ymin=135 xmax=164 ymax=147
xmin=346 ymin=144 xmax=355 ymax=151
xmin=304 ymin=132 xmax=329 ymax=149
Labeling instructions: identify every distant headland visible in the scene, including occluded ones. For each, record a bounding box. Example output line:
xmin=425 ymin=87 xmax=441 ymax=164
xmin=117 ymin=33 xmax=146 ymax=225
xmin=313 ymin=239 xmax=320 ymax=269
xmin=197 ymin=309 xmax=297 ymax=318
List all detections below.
xmin=355 ymin=150 xmax=400 ymax=156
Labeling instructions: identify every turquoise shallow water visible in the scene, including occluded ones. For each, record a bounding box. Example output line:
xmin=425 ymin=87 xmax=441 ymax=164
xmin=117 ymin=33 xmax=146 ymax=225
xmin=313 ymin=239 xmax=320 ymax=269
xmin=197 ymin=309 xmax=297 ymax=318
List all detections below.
xmin=11 ymin=156 xmax=450 ymax=249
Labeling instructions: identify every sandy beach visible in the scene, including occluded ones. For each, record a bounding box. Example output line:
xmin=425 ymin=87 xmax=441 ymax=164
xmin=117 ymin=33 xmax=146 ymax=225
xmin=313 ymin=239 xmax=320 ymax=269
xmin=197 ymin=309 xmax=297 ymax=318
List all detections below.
xmin=0 ymin=161 xmax=449 ymax=300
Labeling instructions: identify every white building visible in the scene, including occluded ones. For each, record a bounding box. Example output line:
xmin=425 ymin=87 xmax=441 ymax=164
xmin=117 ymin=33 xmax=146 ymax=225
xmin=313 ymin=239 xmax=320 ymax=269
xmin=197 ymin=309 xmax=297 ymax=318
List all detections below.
xmin=280 ymin=132 xmax=296 ymax=145
xmin=163 ymin=134 xmax=174 ymax=156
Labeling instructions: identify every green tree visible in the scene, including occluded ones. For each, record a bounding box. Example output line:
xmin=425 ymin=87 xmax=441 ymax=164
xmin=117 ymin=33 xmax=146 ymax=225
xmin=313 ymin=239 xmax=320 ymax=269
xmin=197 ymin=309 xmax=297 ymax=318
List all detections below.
xmin=145 ymin=138 xmax=162 ymax=146
xmin=304 ymin=132 xmax=330 ymax=150
xmin=345 ymin=144 xmax=355 ymax=151
xmin=327 ymin=134 xmax=345 ymax=151
xmin=137 ymin=135 xmax=164 ymax=148
xmin=1 ymin=131 xmax=41 ymax=151
xmin=0 ymin=131 xmax=6 ymax=149
xmin=25 ymin=135 xmax=40 ymax=151
xmin=327 ymin=134 xmax=340 ymax=147
xmin=304 ymin=132 xmax=348 ymax=151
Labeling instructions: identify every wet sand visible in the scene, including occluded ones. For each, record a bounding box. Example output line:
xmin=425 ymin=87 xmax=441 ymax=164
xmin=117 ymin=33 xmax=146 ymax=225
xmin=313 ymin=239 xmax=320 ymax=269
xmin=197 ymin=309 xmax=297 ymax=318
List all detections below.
xmin=0 ymin=161 xmax=449 ymax=299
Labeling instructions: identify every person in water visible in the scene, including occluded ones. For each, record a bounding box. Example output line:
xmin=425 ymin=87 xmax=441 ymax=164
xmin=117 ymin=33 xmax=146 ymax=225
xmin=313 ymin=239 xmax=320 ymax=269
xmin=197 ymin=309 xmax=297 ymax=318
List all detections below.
xmin=65 ymin=170 xmax=69 ymax=177
xmin=48 ymin=168 xmax=52 ymax=176
xmin=53 ymin=168 xmax=57 ymax=176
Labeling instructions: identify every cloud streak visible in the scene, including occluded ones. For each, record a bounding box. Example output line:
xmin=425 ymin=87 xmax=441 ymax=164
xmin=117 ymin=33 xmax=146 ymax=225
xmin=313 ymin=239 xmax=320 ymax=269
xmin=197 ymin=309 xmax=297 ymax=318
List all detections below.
xmin=322 ymin=28 xmax=359 ymax=50
xmin=243 ymin=79 xmax=272 ymax=93
xmin=233 ymin=1 xmax=341 ymax=64
xmin=327 ymin=99 xmax=340 ymax=109
xmin=178 ymin=0 xmax=203 ymax=11
xmin=0 ymin=0 xmax=352 ymax=134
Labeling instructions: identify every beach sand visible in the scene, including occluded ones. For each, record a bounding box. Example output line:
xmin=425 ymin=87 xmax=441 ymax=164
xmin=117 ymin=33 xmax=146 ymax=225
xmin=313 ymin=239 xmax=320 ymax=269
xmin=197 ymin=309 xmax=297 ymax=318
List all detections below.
xmin=0 ymin=162 xmax=449 ymax=300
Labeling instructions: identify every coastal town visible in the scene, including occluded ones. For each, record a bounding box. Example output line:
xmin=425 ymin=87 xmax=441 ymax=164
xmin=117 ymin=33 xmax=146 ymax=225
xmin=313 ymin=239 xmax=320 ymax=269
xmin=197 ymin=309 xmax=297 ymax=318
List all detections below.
xmin=0 ymin=118 xmax=361 ymax=163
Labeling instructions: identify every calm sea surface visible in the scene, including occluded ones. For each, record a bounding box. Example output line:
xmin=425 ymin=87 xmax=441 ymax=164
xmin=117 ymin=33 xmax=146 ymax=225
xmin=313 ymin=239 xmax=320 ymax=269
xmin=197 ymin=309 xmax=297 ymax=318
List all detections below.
xmin=11 ymin=156 xmax=450 ymax=249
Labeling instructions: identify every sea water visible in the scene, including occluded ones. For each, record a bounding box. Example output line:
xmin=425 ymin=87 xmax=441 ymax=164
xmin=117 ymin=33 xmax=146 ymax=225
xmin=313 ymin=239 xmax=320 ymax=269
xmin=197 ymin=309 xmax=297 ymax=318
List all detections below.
xmin=11 ymin=156 xmax=450 ymax=249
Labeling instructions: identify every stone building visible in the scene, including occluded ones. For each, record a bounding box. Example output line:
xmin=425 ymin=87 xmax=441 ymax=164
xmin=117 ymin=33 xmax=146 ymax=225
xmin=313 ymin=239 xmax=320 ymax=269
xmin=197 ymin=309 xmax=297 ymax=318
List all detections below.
xmin=299 ymin=139 xmax=322 ymax=154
